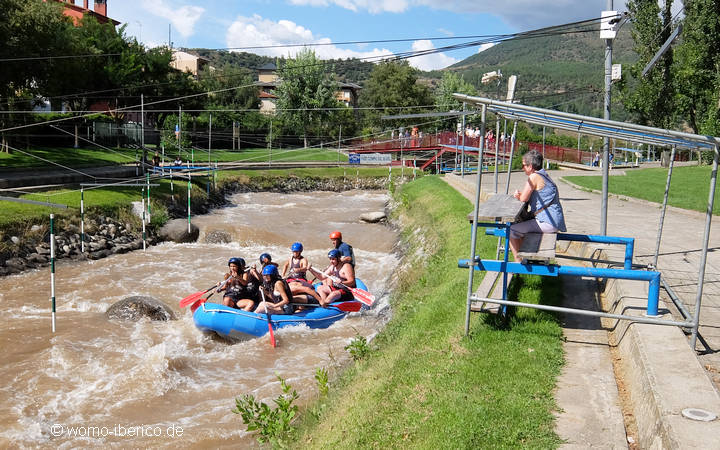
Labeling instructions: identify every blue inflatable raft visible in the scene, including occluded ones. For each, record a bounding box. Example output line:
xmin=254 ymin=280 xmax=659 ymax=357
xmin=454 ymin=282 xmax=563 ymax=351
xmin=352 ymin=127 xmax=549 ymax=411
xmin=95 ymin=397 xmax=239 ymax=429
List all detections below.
xmin=193 ymin=279 xmax=369 ymax=340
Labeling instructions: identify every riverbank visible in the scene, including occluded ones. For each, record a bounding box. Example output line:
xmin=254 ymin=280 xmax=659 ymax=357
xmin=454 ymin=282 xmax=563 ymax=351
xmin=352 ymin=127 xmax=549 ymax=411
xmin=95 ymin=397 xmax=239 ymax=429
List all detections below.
xmin=292 ymin=176 xmax=566 ymax=448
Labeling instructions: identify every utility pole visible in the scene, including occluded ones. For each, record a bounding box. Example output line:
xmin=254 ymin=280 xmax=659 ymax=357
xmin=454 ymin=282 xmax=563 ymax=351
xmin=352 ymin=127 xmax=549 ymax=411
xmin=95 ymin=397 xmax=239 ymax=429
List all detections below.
xmin=600 ymin=2 xmax=616 ymax=235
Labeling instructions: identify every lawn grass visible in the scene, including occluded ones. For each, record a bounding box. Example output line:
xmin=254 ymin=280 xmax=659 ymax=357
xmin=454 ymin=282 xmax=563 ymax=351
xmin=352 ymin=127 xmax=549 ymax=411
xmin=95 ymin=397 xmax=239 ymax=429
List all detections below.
xmin=294 ymin=176 xmax=564 ymax=448
xmin=0 ymin=146 xmax=347 ymax=170
xmin=564 ymin=165 xmax=720 ymax=215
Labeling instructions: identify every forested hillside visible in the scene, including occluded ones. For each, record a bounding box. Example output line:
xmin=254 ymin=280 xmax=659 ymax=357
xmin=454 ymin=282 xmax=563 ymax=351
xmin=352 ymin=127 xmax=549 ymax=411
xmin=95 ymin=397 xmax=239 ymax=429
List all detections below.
xmin=189 ymin=49 xmax=375 ymax=85
xmin=428 ymin=26 xmax=638 ymax=118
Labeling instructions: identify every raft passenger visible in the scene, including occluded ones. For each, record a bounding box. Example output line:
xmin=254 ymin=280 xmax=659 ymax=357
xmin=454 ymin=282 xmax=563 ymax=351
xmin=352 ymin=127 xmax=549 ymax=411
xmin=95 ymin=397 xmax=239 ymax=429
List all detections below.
xmin=254 ymin=265 xmax=294 ymax=314
xmin=281 ymin=242 xmax=322 ymax=304
xmin=217 ymin=257 xmax=257 ymax=311
xmin=308 ymin=249 xmax=355 ymax=307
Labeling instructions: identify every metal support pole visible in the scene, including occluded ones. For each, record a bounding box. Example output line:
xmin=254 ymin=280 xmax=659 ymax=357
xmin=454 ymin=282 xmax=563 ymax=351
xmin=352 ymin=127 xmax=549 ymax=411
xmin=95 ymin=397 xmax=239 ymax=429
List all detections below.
xmin=461 ymin=102 xmax=466 ymax=176
xmin=653 ymin=145 xmax=676 ymax=268
xmin=338 ymin=125 xmax=342 ymax=164
xmin=504 ymin=121 xmax=518 ymax=194
xmin=50 ymin=214 xmax=56 ymax=333
xmin=601 ymin=0 xmax=614 ymax=235
xmin=464 ymin=105 xmax=487 ymax=335
xmin=690 ymin=146 xmax=719 ymax=351
xmin=494 ymin=116 xmax=500 ymax=192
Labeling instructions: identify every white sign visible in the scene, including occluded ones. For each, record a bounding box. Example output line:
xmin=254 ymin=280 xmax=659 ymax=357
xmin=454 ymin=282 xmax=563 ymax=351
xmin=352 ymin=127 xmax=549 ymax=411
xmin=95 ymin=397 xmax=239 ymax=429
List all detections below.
xmin=349 ymin=153 xmax=392 ymax=165
xmin=612 ymin=64 xmax=622 ymax=81
xmin=506 ymin=75 xmax=518 ymax=102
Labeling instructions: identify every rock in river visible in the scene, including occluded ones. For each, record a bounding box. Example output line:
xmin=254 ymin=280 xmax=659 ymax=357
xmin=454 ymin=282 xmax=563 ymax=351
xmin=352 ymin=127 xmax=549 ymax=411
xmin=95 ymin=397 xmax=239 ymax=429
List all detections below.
xmin=106 ymin=296 xmax=177 ymax=321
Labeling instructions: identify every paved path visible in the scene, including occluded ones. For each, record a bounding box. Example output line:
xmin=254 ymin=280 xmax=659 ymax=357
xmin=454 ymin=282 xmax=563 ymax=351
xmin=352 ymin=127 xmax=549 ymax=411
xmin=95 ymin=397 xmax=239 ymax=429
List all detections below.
xmin=444 ymin=166 xmax=720 ymax=448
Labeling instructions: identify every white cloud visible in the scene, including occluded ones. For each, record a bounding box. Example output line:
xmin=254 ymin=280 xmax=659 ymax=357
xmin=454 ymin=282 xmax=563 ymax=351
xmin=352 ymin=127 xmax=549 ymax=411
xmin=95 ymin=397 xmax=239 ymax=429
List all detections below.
xmin=289 ymin=0 xmax=628 ymax=29
xmin=289 ymin=0 xmax=409 ymax=14
xmin=142 ymin=0 xmax=205 ymax=38
xmin=225 ymin=14 xmax=393 ymax=61
xmin=408 ymin=40 xmax=458 ymax=71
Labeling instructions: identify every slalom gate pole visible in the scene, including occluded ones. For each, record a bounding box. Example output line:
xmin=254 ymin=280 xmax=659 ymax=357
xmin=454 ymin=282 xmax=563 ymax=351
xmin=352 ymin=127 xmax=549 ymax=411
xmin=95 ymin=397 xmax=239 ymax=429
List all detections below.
xmin=146 ymin=172 xmax=151 ymax=222
xmin=141 ymin=188 xmax=146 ymax=250
xmin=80 ymin=188 xmax=85 ymax=253
xmin=50 ymin=214 xmax=56 ymax=333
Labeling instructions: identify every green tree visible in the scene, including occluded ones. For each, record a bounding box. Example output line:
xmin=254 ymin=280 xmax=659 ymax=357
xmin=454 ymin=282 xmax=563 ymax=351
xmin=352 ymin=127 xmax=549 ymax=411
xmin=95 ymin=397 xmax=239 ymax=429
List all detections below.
xmin=274 ymin=49 xmax=340 ymax=148
xmin=620 ymin=0 xmax=676 ymax=128
xmin=674 ymin=0 xmax=720 ymax=135
xmin=434 ymin=71 xmax=478 ymax=129
xmin=358 ymin=60 xmax=432 ymax=132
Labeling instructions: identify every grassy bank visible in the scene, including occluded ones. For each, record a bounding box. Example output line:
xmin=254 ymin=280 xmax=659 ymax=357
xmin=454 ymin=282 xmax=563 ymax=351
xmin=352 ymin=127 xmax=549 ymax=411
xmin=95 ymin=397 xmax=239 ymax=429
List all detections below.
xmin=294 ymin=176 xmax=565 ymax=448
xmin=564 ymin=165 xmax=720 ymax=215
xmin=0 ymin=146 xmax=346 ymax=170
xmin=0 ymin=167 xmax=414 ymax=228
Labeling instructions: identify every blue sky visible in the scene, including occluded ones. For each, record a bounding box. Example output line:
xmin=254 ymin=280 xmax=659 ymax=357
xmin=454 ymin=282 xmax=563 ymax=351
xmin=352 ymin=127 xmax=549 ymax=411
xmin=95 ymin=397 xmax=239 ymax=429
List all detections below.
xmin=107 ymin=0 xmax=629 ymax=71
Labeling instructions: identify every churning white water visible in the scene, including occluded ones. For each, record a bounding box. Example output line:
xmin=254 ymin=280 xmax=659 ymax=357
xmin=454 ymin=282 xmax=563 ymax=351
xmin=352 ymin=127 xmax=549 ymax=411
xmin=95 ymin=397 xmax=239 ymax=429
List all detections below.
xmin=0 ymin=190 xmax=398 ymax=448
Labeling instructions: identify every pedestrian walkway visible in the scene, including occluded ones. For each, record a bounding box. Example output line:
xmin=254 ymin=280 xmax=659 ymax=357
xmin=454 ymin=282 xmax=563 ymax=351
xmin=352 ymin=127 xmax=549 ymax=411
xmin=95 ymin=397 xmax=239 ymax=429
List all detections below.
xmin=444 ymin=168 xmax=720 ymax=448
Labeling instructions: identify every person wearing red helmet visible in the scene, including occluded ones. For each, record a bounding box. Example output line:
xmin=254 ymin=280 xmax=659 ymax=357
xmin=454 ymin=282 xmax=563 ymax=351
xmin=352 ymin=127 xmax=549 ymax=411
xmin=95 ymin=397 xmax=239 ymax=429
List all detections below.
xmin=329 ymin=230 xmax=355 ymax=267
xmin=307 ymin=249 xmax=356 ymax=306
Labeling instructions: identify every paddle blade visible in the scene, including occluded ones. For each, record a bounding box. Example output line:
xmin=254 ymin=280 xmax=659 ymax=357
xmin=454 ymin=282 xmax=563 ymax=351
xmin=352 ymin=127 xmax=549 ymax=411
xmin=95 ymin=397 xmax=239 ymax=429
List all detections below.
xmin=180 ymin=291 xmax=205 ymax=308
xmin=180 ymin=285 xmax=216 ymax=308
xmin=350 ymin=287 xmax=376 ymax=306
xmin=332 ymin=301 xmax=363 ymax=312
xmin=190 ymin=298 xmax=206 ymax=313
xmin=267 ymin=321 xmax=276 ymax=347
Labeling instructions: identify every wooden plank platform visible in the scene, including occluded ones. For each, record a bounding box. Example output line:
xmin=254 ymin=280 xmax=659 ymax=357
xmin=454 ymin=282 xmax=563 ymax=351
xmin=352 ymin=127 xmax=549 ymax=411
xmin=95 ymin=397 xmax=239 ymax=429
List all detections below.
xmin=467 ymin=193 xmax=524 ymax=223
xmin=517 ymin=232 xmax=557 ymax=263
xmin=470 ymin=271 xmax=513 ymax=314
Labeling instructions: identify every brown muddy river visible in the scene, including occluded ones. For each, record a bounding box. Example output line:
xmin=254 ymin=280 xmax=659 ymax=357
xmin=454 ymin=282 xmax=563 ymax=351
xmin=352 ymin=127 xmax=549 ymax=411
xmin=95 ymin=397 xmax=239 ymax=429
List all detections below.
xmin=0 ymin=190 xmax=398 ymax=448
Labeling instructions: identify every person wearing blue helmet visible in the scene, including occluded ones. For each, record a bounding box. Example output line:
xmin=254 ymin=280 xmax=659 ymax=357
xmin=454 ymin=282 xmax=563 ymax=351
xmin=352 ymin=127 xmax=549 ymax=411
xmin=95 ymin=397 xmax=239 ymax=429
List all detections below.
xmin=254 ymin=264 xmax=295 ymax=314
xmin=217 ymin=257 xmax=257 ymax=311
xmin=307 ymin=248 xmax=356 ymax=306
xmin=249 ymin=252 xmax=278 ymax=287
xmin=281 ymin=242 xmax=322 ymax=305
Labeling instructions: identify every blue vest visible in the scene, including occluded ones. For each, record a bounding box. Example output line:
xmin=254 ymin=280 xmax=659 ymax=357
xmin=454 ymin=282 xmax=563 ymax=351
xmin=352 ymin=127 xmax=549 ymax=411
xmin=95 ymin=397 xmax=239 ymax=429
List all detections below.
xmin=531 ymin=169 xmax=566 ymax=232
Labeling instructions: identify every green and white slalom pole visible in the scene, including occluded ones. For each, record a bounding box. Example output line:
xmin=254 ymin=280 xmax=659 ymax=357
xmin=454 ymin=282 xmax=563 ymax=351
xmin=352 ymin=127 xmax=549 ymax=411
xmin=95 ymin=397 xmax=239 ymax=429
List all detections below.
xmin=146 ymin=172 xmax=151 ymax=223
xmin=187 ymin=175 xmax=192 ymax=234
xmin=80 ymin=188 xmax=85 ymax=253
xmin=141 ymin=188 xmax=146 ymax=251
xmin=50 ymin=214 xmax=56 ymax=333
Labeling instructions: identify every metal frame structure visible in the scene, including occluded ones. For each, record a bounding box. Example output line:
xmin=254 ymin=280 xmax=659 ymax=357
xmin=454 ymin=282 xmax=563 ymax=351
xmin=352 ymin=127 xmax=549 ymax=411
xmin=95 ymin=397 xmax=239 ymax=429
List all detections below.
xmin=453 ymin=95 xmax=719 ymax=351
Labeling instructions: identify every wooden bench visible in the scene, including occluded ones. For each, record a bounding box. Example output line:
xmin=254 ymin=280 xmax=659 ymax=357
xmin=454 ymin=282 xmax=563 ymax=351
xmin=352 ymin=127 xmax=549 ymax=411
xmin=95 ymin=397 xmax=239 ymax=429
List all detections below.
xmin=517 ymin=232 xmax=557 ymax=263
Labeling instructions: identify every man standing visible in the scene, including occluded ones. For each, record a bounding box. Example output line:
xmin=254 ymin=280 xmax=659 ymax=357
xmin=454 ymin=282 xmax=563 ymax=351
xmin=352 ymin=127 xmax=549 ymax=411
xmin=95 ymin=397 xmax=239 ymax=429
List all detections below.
xmin=329 ymin=231 xmax=355 ymax=267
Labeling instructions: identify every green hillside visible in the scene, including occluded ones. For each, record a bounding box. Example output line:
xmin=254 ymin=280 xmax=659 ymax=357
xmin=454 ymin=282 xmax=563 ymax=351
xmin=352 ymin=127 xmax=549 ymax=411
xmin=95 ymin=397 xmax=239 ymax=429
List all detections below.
xmin=431 ymin=25 xmax=638 ymax=117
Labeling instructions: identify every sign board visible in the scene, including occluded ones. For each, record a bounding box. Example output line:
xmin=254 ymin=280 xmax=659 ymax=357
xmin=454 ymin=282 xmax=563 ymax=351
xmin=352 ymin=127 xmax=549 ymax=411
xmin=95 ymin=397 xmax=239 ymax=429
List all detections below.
xmin=600 ymin=11 xmax=618 ymax=39
xmin=349 ymin=153 xmax=392 ymax=165
xmin=506 ymin=75 xmax=518 ymax=102
xmin=612 ymin=64 xmax=622 ymax=81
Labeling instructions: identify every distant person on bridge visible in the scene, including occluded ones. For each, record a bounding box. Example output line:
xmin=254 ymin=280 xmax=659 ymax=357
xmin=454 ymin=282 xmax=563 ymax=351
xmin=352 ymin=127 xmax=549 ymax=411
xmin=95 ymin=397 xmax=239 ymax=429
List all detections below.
xmin=509 ymin=150 xmax=566 ymax=262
